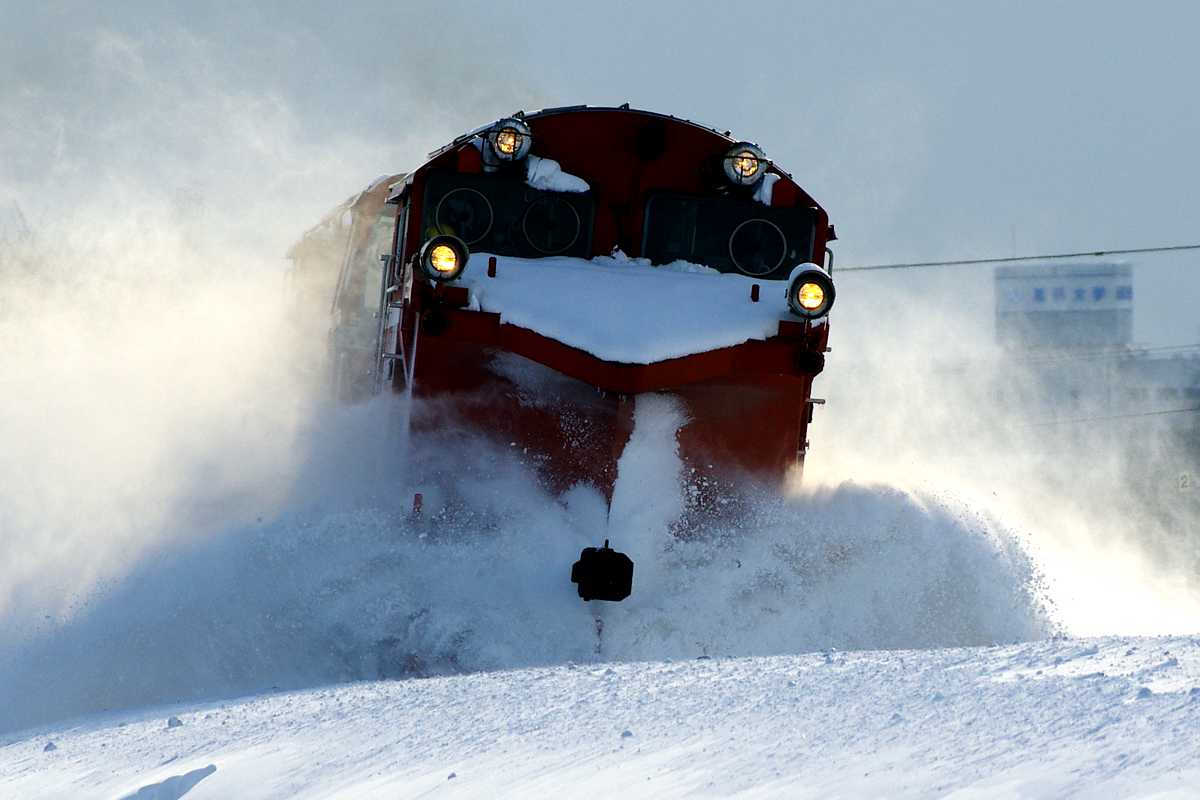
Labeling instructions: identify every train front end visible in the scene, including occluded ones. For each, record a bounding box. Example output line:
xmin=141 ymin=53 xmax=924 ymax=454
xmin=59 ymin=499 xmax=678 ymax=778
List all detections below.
xmin=330 ymin=106 xmax=837 ymax=601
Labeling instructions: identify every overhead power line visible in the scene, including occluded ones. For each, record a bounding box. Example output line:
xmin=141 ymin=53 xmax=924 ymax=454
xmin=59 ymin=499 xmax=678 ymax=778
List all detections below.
xmin=1025 ymin=405 xmax=1200 ymax=427
xmin=833 ymin=343 xmax=1200 ymax=371
xmin=841 ymin=243 xmax=1200 ymax=273
xmin=1025 ymin=342 xmax=1200 ymax=365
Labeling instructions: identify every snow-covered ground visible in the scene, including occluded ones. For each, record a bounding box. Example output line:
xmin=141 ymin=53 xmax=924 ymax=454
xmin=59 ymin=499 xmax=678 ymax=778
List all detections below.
xmin=4 ymin=637 xmax=1198 ymax=798
xmin=2 ymin=368 xmax=1198 ymax=797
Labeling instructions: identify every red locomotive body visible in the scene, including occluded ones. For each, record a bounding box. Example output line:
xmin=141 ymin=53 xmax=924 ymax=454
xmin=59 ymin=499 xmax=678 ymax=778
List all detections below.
xmin=303 ymin=106 xmax=837 ymax=599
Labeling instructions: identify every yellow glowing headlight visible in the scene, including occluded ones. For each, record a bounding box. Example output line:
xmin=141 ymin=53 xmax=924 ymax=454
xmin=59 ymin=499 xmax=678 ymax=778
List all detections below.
xmin=732 ymin=151 xmax=760 ymax=178
xmin=429 ymin=244 xmax=459 ymax=274
xmin=495 ymin=127 xmax=521 ymax=156
xmin=723 ymin=142 xmax=768 ymax=186
xmin=488 ymin=117 xmax=533 ymax=161
xmin=786 ymin=266 xmax=836 ymax=319
xmin=419 ymin=234 xmax=469 ymax=283
xmin=796 ymin=282 xmax=825 ymax=311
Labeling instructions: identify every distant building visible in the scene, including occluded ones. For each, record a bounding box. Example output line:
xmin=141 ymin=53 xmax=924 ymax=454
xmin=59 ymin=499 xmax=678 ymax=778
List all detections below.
xmin=995 ymin=261 xmax=1133 ymax=350
xmin=1115 ymin=351 xmax=1200 ymax=410
xmin=993 ymin=259 xmax=1199 ymax=423
xmin=980 ymin=260 xmax=1198 ymax=504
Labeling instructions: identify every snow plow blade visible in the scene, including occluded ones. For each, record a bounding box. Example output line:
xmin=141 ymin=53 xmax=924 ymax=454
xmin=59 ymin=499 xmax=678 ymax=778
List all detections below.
xmin=570 ymin=540 xmax=634 ymax=602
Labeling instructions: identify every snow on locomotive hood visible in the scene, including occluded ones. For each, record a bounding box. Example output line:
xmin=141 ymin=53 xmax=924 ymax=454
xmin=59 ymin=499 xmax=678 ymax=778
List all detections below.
xmin=465 ymin=133 xmax=590 ymax=193
xmin=461 ymin=251 xmax=809 ymax=364
xmin=525 ymin=155 xmax=589 ymax=193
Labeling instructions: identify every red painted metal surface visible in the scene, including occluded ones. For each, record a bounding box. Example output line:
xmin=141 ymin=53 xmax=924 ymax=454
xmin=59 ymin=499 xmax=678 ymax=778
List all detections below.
xmin=408 ymin=327 xmax=635 ymax=500
xmin=386 ymin=107 xmax=833 ymax=500
xmin=405 ymin=293 xmax=827 ymax=496
xmin=402 ymin=108 xmax=830 ymax=268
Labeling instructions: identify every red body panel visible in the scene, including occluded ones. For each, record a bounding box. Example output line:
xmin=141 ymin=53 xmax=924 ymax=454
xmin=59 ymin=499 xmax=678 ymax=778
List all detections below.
xmin=383 ymin=108 xmax=833 ymax=500
xmin=401 ymin=109 xmax=830 ymax=264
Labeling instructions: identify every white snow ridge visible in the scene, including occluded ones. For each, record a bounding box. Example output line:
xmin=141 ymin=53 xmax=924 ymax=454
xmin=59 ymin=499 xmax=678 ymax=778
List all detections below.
xmin=4 ymin=641 xmax=1199 ymax=797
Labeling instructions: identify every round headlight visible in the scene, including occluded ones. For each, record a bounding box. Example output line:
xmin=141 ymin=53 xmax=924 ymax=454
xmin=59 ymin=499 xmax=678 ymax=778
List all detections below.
xmin=486 ymin=118 xmax=533 ymax=161
xmin=429 ymin=244 xmax=458 ymax=274
xmin=419 ymin=234 xmax=469 ymax=283
xmin=787 ymin=266 xmax=835 ymax=319
xmin=723 ymin=142 xmax=768 ymax=186
xmin=796 ymin=282 xmax=825 ymax=311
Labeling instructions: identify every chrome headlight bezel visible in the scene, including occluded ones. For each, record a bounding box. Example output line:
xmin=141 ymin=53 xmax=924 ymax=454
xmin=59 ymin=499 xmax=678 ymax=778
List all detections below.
xmin=786 ymin=264 xmax=836 ymax=319
xmin=486 ymin=118 xmax=533 ymax=162
xmin=723 ymin=142 xmax=769 ymax=187
xmin=418 ymin=234 xmax=470 ymax=283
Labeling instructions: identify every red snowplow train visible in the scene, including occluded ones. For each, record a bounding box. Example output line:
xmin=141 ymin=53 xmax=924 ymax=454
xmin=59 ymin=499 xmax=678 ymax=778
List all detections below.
xmin=289 ymin=105 xmax=836 ymax=602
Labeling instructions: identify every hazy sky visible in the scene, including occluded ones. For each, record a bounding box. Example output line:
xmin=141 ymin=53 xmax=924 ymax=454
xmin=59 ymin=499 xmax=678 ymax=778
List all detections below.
xmin=4 ymin=1 xmax=1198 ymax=345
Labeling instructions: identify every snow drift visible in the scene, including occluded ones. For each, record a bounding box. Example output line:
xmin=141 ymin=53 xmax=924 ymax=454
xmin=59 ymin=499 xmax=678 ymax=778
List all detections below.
xmin=6 ymin=637 xmax=1199 ymax=799
xmin=0 ymin=397 xmax=1053 ymax=734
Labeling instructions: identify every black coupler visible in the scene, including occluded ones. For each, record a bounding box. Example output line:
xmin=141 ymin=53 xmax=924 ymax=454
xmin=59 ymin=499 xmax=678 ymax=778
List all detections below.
xmin=570 ymin=540 xmax=634 ymax=602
